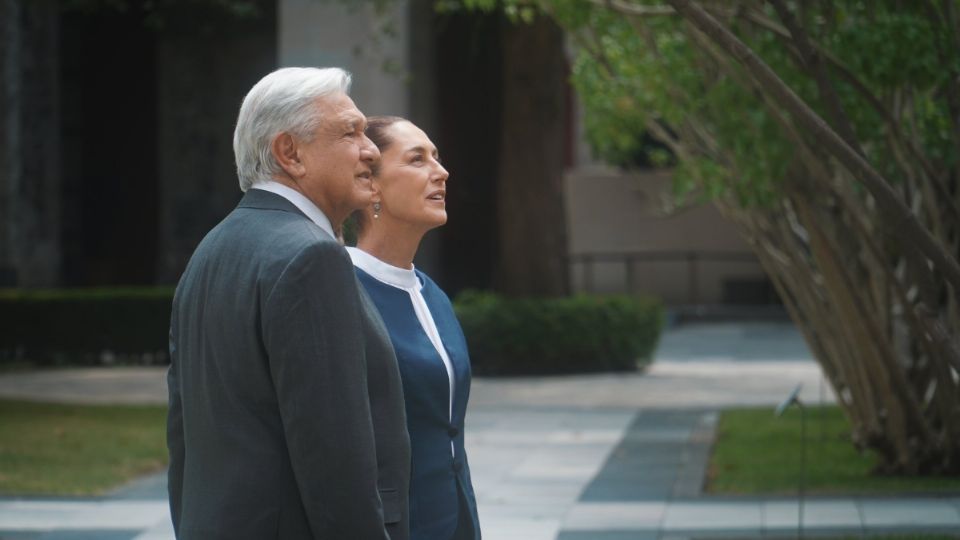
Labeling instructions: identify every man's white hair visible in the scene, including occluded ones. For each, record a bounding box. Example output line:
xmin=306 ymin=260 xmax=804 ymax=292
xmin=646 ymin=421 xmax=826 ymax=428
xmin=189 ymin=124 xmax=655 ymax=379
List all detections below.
xmin=233 ymin=67 xmax=352 ymax=192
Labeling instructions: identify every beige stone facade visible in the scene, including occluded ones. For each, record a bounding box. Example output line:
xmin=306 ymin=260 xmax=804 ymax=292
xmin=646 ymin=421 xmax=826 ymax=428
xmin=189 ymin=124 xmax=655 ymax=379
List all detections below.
xmin=564 ymin=166 xmax=770 ymax=305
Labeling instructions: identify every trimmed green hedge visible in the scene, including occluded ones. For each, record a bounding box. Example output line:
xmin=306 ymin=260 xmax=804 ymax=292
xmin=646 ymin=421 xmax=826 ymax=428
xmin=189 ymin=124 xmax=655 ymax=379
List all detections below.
xmin=454 ymin=291 xmax=664 ymax=376
xmin=1 ymin=287 xmax=666 ymax=374
xmin=0 ymin=287 xmax=174 ymax=366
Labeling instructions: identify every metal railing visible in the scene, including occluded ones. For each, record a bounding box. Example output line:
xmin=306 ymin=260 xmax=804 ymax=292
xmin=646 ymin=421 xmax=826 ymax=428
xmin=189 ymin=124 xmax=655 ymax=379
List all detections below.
xmin=566 ymin=250 xmax=764 ymax=304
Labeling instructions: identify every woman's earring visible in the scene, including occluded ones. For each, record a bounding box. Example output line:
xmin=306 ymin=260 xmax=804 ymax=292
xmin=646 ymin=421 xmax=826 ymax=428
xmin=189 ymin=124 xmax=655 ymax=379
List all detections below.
xmin=373 ymin=201 xmax=381 ymax=219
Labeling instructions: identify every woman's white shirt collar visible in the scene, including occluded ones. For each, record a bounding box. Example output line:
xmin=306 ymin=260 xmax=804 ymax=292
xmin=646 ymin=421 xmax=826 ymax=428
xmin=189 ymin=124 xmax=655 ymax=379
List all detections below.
xmin=346 ymin=247 xmax=421 ymax=290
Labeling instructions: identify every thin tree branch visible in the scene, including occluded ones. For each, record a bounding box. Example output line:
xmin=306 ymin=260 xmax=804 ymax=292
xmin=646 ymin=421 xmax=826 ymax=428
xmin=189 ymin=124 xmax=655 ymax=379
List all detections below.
xmin=767 ymin=0 xmax=864 ymax=156
xmin=728 ymin=3 xmax=960 ymax=223
xmin=590 ymin=0 xmax=676 ymax=16
xmin=665 ymin=0 xmax=960 ymax=298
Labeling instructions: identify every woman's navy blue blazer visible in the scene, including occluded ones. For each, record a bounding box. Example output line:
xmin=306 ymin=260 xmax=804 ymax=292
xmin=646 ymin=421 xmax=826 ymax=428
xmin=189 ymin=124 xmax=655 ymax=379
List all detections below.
xmin=355 ymin=267 xmax=481 ymax=540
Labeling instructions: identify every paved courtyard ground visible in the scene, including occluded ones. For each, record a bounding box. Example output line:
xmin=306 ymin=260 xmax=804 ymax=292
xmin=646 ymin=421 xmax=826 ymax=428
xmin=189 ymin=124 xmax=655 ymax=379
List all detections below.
xmin=2 ymin=322 xmax=958 ymax=540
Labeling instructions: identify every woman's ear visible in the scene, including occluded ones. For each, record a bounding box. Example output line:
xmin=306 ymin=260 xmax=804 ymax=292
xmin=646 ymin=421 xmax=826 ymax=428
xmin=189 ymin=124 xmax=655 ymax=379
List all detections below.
xmin=271 ymin=133 xmax=305 ymax=179
xmin=371 ymin=179 xmax=384 ymax=201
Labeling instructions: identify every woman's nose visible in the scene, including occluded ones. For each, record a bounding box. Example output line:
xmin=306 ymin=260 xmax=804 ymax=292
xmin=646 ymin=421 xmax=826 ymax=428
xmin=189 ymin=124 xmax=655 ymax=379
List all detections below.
xmin=434 ymin=163 xmax=449 ymax=182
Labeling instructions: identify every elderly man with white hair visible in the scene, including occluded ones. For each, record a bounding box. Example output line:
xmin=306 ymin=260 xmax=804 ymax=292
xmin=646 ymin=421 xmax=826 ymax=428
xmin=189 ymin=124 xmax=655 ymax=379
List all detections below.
xmin=166 ymin=67 xmax=410 ymax=540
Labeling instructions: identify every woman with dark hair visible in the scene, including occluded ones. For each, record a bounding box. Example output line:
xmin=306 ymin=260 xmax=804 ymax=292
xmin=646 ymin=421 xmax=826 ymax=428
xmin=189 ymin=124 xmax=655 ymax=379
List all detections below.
xmin=347 ymin=116 xmax=481 ymax=540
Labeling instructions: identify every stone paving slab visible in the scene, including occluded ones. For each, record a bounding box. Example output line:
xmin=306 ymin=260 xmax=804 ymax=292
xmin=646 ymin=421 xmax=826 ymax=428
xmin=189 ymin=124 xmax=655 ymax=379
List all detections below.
xmin=860 ymin=498 xmax=960 ymax=529
xmin=558 ymin=497 xmax=960 ymax=536
xmin=795 ymin=499 xmax=861 ymax=528
xmin=655 ymin=322 xmax=814 ymax=363
xmin=557 ymin=530 xmax=661 ymax=540
xmin=760 ymin=500 xmax=804 ymax=530
xmin=0 ymin=368 xmax=166 ymax=405
xmin=663 ymin=501 xmax=765 ymax=531
xmin=0 ymin=501 xmax=168 ymax=531
xmin=470 ymin=361 xmax=832 ymax=411
xmin=130 ymin=520 xmax=174 ymax=540
xmin=470 ymin=407 xmax=637 ymax=537
xmin=580 ymin=410 xmax=710 ymax=502
xmin=479 ymin=517 xmax=560 ymax=540
xmin=0 ymin=531 xmax=143 ymax=540
xmin=563 ymin=502 xmax=666 ymax=530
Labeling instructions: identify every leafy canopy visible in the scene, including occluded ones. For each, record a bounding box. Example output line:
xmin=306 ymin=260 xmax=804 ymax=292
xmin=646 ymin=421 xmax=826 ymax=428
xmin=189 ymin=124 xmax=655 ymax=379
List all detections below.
xmin=458 ymin=0 xmax=959 ymax=208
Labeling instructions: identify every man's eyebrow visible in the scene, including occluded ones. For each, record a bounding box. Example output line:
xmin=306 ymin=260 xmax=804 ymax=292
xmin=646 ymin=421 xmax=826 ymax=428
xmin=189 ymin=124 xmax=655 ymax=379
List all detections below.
xmin=339 ymin=114 xmax=365 ymax=131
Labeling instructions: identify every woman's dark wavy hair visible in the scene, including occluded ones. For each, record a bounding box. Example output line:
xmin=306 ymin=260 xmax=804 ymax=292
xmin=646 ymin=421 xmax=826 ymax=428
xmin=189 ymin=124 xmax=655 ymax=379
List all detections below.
xmin=365 ymin=115 xmax=407 ymax=157
xmin=351 ymin=115 xmax=409 ymax=236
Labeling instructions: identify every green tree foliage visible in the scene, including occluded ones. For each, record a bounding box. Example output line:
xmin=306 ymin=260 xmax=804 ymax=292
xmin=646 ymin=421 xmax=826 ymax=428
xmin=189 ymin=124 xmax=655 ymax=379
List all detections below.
xmin=464 ymin=0 xmax=960 ymax=475
xmin=557 ymin=1 xmax=958 ymax=207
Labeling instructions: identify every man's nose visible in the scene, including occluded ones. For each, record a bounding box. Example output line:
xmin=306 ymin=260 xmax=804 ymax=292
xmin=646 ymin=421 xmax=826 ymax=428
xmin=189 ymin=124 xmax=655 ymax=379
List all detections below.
xmin=360 ymin=135 xmax=381 ymax=163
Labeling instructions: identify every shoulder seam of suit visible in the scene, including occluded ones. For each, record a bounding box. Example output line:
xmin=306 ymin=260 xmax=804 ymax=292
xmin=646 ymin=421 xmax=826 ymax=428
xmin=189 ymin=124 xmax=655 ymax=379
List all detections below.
xmin=264 ymin=240 xmax=351 ymax=310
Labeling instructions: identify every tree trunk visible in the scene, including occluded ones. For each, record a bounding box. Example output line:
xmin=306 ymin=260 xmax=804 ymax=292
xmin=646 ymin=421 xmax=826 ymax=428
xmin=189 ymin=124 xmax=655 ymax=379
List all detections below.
xmin=495 ymin=15 xmax=570 ymax=297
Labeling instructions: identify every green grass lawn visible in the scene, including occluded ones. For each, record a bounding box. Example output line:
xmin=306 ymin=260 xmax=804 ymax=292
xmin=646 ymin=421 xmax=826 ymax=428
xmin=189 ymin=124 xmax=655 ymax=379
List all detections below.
xmin=736 ymin=537 xmax=960 ymax=540
xmin=835 ymin=537 xmax=960 ymax=540
xmin=708 ymin=406 xmax=960 ymax=495
xmin=710 ymin=537 xmax=960 ymax=540
xmin=700 ymin=535 xmax=959 ymax=539
xmin=0 ymin=399 xmax=168 ymax=495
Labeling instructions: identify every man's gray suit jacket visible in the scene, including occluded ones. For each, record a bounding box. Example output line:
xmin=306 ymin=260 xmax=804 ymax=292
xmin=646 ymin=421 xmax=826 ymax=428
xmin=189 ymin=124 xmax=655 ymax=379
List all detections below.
xmin=167 ymin=189 xmax=411 ymax=539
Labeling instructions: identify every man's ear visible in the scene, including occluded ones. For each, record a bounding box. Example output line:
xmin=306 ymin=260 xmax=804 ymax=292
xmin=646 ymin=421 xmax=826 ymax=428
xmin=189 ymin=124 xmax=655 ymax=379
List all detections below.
xmin=271 ymin=133 xmax=305 ymax=179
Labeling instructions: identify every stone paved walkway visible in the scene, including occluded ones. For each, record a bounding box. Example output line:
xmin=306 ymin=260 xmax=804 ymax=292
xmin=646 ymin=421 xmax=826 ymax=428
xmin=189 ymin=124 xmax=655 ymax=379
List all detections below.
xmin=2 ymin=322 xmax=957 ymax=539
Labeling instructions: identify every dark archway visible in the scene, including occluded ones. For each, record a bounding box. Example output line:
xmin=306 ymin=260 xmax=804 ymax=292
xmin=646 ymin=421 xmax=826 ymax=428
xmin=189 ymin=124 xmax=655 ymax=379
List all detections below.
xmin=433 ymin=11 xmax=503 ymax=296
xmin=59 ymin=6 xmax=159 ymax=286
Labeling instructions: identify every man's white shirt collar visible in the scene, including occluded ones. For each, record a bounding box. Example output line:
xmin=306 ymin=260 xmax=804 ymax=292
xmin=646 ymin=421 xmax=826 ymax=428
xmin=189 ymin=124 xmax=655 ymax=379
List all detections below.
xmin=250 ymin=180 xmax=336 ymax=240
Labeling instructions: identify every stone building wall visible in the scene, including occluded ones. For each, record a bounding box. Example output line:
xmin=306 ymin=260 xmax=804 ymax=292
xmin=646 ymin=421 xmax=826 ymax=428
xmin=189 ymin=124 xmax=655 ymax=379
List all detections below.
xmin=564 ymin=167 xmax=769 ymax=305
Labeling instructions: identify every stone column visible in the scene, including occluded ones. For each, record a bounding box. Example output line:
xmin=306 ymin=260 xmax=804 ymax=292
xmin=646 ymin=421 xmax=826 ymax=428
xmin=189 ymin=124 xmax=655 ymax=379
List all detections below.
xmin=0 ymin=0 xmax=23 ymax=286
xmin=0 ymin=0 xmax=61 ymax=287
xmin=279 ymin=0 xmax=411 ymax=116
